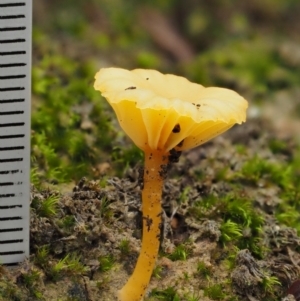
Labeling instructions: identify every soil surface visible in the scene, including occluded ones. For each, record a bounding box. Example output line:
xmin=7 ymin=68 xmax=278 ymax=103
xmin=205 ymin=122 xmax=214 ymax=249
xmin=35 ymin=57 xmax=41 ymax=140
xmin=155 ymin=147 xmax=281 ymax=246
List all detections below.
xmin=1 ymin=115 xmax=300 ymax=301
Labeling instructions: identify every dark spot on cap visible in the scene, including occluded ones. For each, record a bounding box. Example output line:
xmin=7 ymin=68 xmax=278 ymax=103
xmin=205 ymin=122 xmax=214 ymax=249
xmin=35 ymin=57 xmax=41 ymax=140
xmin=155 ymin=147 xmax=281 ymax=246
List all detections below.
xmin=177 ymin=139 xmax=184 ymax=147
xmin=125 ymin=86 xmax=136 ymax=90
xmin=172 ymin=124 xmax=181 ymax=133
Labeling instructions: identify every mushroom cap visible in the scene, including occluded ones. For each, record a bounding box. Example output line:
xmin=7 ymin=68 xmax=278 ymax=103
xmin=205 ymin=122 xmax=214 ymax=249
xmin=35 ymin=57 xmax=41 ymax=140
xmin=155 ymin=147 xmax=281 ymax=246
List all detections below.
xmin=94 ymin=67 xmax=248 ymax=152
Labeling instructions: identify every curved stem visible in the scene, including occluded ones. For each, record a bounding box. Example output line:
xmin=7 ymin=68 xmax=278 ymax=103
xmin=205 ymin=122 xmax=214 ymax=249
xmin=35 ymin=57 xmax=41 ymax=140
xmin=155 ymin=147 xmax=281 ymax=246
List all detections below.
xmin=118 ymin=150 xmax=168 ymax=301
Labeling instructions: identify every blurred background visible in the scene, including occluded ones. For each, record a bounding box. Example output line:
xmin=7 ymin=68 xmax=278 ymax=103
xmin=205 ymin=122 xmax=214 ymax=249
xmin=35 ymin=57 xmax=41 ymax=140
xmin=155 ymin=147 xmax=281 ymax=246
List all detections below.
xmin=31 ymin=0 xmax=300 ymax=184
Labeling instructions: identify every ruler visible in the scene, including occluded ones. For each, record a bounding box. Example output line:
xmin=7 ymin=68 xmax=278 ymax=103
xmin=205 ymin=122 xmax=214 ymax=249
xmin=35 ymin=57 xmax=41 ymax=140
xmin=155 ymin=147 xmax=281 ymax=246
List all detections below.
xmin=0 ymin=1 xmax=31 ymax=264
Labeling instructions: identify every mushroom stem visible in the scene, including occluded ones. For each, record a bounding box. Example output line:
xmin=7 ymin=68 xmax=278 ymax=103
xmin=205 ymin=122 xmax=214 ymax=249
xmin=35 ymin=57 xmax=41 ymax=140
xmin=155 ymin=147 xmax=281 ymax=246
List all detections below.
xmin=118 ymin=150 xmax=168 ymax=301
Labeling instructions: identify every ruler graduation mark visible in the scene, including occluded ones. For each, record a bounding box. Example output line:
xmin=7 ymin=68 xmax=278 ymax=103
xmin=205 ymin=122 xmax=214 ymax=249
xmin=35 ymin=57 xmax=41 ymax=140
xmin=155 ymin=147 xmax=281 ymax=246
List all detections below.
xmin=0 ymin=0 xmax=31 ymax=264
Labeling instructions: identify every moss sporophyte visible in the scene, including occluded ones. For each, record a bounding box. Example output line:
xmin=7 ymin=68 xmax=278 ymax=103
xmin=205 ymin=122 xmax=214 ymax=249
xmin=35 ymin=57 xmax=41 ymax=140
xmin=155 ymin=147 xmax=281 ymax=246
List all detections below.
xmin=94 ymin=67 xmax=248 ymax=301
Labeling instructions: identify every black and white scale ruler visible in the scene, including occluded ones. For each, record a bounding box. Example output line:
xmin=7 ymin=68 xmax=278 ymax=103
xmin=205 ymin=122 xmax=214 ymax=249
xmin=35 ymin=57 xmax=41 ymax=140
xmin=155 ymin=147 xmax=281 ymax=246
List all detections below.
xmin=0 ymin=0 xmax=31 ymax=264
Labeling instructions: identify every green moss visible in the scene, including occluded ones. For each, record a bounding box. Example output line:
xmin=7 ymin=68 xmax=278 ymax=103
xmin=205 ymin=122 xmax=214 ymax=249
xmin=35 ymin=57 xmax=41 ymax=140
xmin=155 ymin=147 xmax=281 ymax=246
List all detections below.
xmin=99 ymin=197 xmax=114 ymax=220
xmin=178 ymin=186 xmax=191 ymax=204
xmin=18 ymin=268 xmax=44 ymax=299
xmin=152 ymin=264 xmax=163 ymax=279
xmin=167 ymin=242 xmax=192 ymax=261
xmin=268 ymin=139 xmax=289 ymax=155
xmin=31 ymin=167 xmax=43 ymax=188
xmin=57 ymin=215 xmax=76 ymax=233
xmin=235 ymin=144 xmax=247 ymax=155
xmin=196 ymin=261 xmax=212 ymax=280
xmin=0 ymin=279 xmax=23 ymax=300
xmin=31 ymin=194 xmax=60 ymax=218
xmin=188 ymin=194 xmax=218 ymax=218
xmin=31 ymin=49 xmax=118 ymax=183
xmin=183 ymin=293 xmax=201 ymax=301
xmin=186 ymin=38 xmax=299 ymax=96
xmin=222 ymin=195 xmax=265 ymax=257
xmin=276 ymin=183 xmax=300 ymax=234
xmin=37 ymin=252 xmax=87 ymax=284
xmin=148 ymin=287 xmax=180 ymax=301
xmin=215 ymin=166 xmax=229 ymax=181
xmin=119 ymin=239 xmax=131 ymax=256
xmin=65 ymin=253 xmax=89 ymax=274
xmin=204 ymin=284 xmax=226 ymax=300
xmin=223 ymin=247 xmax=239 ymax=271
xmin=189 ymin=193 xmax=265 ymax=257
xmin=222 ymin=195 xmax=264 ymax=230
xmin=136 ymin=51 xmax=161 ymax=69
xmin=96 ymin=276 xmax=111 ymax=290
xmin=276 ymin=208 xmax=300 ymax=234
xmin=111 ymin=145 xmax=144 ymax=176
xmin=98 ymin=254 xmax=115 ymax=272
xmin=265 ymin=150 xmax=300 ymax=233
xmin=261 ymin=273 xmax=281 ymax=295
xmin=48 ymin=254 xmax=70 ymax=282
xmin=35 ymin=245 xmax=50 ymax=267
xmin=238 ymin=156 xmax=293 ymax=189
xmin=219 ymin=220 xmax=243 ymax=244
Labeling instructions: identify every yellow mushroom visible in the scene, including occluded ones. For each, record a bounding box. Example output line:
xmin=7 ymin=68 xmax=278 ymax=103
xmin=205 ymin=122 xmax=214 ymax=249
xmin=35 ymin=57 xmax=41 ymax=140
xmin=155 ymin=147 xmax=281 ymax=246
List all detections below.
xmin=94 ymin=67 xmax=248 ymax=301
